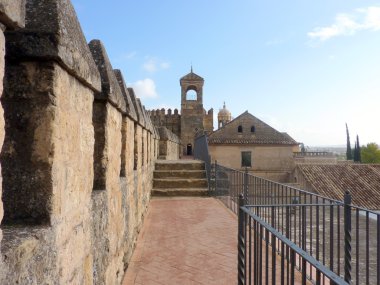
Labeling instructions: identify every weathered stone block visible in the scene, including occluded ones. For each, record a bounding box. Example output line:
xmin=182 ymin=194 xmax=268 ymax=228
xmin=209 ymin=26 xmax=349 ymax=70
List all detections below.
xmin=2 ymin=61 xmax=56 ymax=225
xmin=0 ymin=27 xmax=5 ymax=280
xmin=128 ymin=88 xmax=146 ymax=128
xmin=89 ymin=40 xmax=126 ymax=112
xmin=114 ymin=69 xmax=137 ymax=121
xmin=5 ymin=0 xmax=100 ymax=92
xmin=0 ymin=0 xmax=26 ymax=29
xmin=0 ymin=226 xmax=58 ymax=284
xmin=157 ymin=127 xmax=181 ymax=160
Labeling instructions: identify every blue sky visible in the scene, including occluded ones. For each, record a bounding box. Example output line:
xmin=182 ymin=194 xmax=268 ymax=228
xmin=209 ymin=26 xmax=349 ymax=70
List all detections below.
xmin=72 ymin=0 xmax=380 ymax=146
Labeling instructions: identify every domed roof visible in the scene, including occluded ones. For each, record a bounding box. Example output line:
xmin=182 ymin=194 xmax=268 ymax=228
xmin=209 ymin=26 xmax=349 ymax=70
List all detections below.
xmin=218 ymin=102 xmax=231 ymax=117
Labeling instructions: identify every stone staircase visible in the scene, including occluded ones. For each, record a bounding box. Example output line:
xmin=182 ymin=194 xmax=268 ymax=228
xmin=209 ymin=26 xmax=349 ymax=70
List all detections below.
xmin=152 ymin=160 xmax=209 ymax=196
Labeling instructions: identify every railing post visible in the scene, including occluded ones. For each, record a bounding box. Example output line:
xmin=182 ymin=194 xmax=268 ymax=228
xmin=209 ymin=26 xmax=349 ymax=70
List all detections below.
xmin=238 ymin=194 xmax=246 ymax=285
xmin=344 ymin=190 xmax=352 ymax=284
xmin=214 ymin=160 xmax=218 ymax=194
xmin=244 ymin=167 xmax=248 ymax=203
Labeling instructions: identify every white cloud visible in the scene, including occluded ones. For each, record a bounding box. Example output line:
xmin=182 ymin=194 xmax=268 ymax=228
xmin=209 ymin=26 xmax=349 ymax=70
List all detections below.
xmin=123 ymin=51 xmax=137 ymax=60
xmin=143 ymin=59 xmax=157 ymax=72
xmin=142 ymin=57 xmax=170 ymax=73
xmin=308 ymin=6 xmax=380 ymax=42
xmin=160 ymin=62 xmax=170 ymax=69
xmin=129 ymin=78 xmax=158 ymax=99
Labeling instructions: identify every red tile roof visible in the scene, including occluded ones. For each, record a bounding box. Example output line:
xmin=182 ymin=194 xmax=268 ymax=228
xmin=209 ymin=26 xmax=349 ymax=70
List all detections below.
xmin=297 ymin=164 xmax=380 ymax=210
xmin=208 ymin=111 xmax=298 ymax=145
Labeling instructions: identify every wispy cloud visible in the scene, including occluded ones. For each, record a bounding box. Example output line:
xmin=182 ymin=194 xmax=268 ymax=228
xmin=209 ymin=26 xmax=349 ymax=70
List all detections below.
xmin=114 ymin=51 xmax=138 ymax=64
xmin=123 ymin=51 xmax=137 ymax=60
xmin=142 ymin=57 xmax=170 ymax=73
xmin=308 ymin=6 xmax=380 ymax=42
xmin=129 ymin=78 xmax=158 ymax=99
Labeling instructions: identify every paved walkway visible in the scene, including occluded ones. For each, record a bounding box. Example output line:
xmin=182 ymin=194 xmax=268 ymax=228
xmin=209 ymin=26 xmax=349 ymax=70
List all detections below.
xmin=123 ymin=197 xmax=237 ymax=285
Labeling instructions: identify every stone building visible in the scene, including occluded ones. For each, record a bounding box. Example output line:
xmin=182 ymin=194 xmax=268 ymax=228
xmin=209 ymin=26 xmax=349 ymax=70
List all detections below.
xmin=217 ymin=102 xmax=232 ymax=128
xmin=150 ymin=68 xmax=214 ymax=155
xmin=208 ymin=111 xmax=298 ymax=182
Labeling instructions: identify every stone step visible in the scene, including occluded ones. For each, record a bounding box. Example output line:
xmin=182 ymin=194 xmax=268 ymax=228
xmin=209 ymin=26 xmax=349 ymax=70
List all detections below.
xmin=152 ymin=188 xmax=209 ymax=197
xmin=153 ymin=178 xmax=208 ymax=189
xmin=153 ymin=170 xmax=206 ymax=179
xmin=155 ymin=161 xmax=205 ymax=171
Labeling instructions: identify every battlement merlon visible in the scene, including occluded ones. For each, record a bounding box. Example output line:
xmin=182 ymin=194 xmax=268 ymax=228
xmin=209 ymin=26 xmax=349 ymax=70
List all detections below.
xmin=5 ymin=0 xmax=101 ymax=92
xmin=149 ymin=108 xmax=181 ymax=117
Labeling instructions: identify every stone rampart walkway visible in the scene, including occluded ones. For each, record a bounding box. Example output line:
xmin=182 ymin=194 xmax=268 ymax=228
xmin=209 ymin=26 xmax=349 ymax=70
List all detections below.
xmin=123 ymin=197 xmax=237 ymax=285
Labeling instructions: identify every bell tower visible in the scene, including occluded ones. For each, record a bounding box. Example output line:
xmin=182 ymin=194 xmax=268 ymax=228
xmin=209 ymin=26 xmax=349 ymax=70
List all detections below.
xmin=180 ymin=67 xmax=205 ymax=155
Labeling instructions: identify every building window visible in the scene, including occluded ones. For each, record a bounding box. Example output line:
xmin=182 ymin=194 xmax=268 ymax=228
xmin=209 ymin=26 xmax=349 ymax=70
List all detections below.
xmin=238 ymin=125 xmax=243 ymax=133
xmin=251 ymin=126 xmax=255 ymax=133
xmin=241 ymin=151 xmax=252 ymax=167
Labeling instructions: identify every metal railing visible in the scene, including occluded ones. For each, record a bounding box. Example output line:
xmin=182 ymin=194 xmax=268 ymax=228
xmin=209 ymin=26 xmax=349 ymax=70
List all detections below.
xmin=211 ymin=162 xmax=380 ymax=285
xmin=294 ymin=151 xmax=334 ymax=157
xmin=194 ymin=133 xmax=211 ymax=191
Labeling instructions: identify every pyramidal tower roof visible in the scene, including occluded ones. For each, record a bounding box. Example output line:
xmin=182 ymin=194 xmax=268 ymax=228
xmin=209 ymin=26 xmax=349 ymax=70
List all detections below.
xmin=180 ymin=66 xmax=204 ymax=81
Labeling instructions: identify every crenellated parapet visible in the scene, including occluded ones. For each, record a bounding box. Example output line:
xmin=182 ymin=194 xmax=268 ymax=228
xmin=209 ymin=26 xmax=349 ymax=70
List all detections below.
xmin=149 ymin=107 xmax=180 ymax=117
xmin=157 ymin=127 xmax=181 ymax=160
xmin=0 ymin=0 xmax=168 ymax=284
xmin=149 ymin=108 xmax=181 ymax=137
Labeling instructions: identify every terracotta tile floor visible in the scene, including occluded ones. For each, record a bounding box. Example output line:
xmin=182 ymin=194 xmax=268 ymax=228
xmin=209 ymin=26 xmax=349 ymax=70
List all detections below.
xmin=122 ymin=197 xmax=307 ymax=285
xmin=123 ymin=197 xmax=237 ymax=285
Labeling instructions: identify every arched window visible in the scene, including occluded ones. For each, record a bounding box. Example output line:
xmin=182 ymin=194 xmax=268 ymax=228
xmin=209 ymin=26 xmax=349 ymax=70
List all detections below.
xmin=251 ymin=126 xmax=255 ymax=133
xmin=238 ymin=125 xmax=243 ymax=133
xmin=186 ymin=90 xmax=197 ymax=101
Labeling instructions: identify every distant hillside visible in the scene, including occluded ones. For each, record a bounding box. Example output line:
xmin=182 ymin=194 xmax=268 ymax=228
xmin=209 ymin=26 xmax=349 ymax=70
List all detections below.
xmin=306 ymin=146 xmax=346 ymax=155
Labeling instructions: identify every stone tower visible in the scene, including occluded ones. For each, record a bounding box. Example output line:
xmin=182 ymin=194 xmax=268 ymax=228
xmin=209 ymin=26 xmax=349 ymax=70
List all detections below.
xmin=180 ymin=68 xmax=207 ymax=155
xmin=218 ymin=102 xmax=232 ymax=128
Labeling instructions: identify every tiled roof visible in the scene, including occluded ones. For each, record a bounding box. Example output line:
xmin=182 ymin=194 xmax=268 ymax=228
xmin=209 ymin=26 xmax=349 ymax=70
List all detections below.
xmin=180 ymin=71 xmax=204 ymax=81
xmin=208 ymin=111 xmax=298 ymax=145
xmin=297 ymin=164 xmax=380 ymax=210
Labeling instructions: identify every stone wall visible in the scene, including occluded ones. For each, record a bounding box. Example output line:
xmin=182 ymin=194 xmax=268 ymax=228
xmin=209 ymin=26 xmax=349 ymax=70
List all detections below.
xmin=157 ymin=127 xmax=181 ymax=160
xmin=0 ymin=0 xmax=171 ymax=284
xmin=203 ymin=108 xmax=214 ymax=134
xmin=0 ymin=0 xmax=26 ymax=280
xmin=149 ymin=108 xmax=181 ymax=137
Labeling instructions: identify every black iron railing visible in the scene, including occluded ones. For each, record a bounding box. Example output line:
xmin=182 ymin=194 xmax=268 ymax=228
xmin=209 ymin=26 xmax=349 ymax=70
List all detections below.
xmin=211 ymin=162 xmax=380 ymax=285
xmin=294 ymin=151 xmax=334 ymax=157
xmin=194 ymin=134 xmax=211 ymax=191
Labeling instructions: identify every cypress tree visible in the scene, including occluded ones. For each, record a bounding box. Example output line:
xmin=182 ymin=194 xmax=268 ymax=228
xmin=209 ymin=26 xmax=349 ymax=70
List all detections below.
xmin=354 ymin=140 xmax=358 ymax=162
xmin=346 ymin=123 xmax=352 ymax=160
xmin=357 ymin=135 xmax=361 ymax=163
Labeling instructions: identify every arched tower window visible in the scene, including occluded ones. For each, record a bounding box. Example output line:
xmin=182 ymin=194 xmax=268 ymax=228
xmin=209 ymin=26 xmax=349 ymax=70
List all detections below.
xmin=186 ymin=89 xmax=197 ymax=101
xmin=251 ymin=126 xmax=255 ymax=133
xmin=238 ymin=125 xmax=243 ymax=133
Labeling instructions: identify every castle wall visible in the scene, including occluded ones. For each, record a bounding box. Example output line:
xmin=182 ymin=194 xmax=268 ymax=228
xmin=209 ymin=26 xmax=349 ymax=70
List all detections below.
xmin=157 ymin=127 xmax=181 ymax=160
xmin=0 ymin=26 xmax=4 ymax=280
xmin=203 ymin=108 xmax=214 ymax=133
xmin=0 ymin=1 xmax=179 ymax=284
xmin=0 ymin=1 xmax=26 ymax=278
xmin=150 ymin=109 xmax=181 ymax=137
